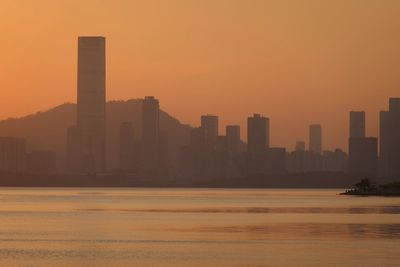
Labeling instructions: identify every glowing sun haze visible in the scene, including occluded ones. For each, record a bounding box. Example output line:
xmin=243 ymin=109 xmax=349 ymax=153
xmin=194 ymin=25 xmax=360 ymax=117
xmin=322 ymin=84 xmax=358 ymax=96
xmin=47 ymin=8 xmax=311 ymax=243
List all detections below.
xmin=0 ymin=0 xmax=399 ymax=151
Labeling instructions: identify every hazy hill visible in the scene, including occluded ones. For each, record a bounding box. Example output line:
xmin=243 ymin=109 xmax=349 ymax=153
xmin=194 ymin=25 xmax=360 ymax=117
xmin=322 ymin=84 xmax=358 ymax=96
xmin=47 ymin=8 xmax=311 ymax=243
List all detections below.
xmin=0 ymin=99 xmax=191 ymax=170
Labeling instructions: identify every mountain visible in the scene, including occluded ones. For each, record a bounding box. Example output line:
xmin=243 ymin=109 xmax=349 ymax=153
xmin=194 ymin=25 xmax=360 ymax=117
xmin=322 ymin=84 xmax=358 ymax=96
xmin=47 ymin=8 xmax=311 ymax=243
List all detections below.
xmin=0 ymin=99 xmax=192 ymax=170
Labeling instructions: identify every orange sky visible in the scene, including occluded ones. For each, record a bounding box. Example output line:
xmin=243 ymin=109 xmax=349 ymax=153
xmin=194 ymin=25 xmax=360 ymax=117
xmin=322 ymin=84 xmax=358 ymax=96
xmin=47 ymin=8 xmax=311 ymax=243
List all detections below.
xmin=0 ymin=0 xmax=399 ymax=151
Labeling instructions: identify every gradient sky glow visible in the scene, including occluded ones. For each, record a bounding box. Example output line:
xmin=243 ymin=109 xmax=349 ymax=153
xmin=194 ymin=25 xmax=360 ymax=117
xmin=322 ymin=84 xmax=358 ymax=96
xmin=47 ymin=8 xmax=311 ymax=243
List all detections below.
xmin=1 ymin=0 xmax=399 ymax=151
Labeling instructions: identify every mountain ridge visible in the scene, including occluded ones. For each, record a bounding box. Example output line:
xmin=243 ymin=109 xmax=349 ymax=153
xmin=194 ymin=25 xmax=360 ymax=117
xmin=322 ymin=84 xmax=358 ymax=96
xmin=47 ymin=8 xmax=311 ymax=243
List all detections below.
xmin=0 ymin=99 xmax=192 ymax=170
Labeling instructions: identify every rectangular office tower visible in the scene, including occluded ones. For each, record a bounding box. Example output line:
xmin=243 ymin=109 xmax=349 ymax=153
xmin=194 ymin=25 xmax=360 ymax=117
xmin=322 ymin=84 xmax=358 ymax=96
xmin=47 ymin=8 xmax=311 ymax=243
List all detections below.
xmin=348 ymin=111 xmax=377 ymax=177
xmin=349 ymin=111 xmax=365 ymax=138
xmin=379 ymin=98 xmax=400 ymax=179
xmin=201 ymin=115 xmax=218 ymax=149
xmin=247 ymin=114 xmax=269 ymax=154
xmin=77 ymin=36 xmax=106 ymax=173
xmin=309 ymin=124 xmax=322 ymax=155
xmin=348 ymin=137 xmax=378 ymax=177
xmin=141 ymin=96 xmax=160 ymax=176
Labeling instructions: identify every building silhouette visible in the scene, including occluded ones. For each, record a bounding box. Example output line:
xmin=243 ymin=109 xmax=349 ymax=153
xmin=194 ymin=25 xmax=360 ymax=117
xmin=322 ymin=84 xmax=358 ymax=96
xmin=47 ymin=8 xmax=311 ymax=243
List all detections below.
xmin=0 ymin=137 xmax=26 ymax=173
xmin=309 ymin=124 xmax=322 ymax=155
xmin=348 ymin=111 xmax=378 ymax=177
xmin=348 ymin=137 xmax=378 ymax=176
xmin=349 ymin=111 xmax=366 ymax=138
xmin=379 ymin=97 xmax=400 ymax=179
xmin=201 ymin=115 xmax=218 ymax=149
xmin=141 ymin=96 xmax=160 ymax=176
xmin=247 ymin=114 xmax=269 ymax=154
xmin=76 ymin=36 xmax=106 ymax=173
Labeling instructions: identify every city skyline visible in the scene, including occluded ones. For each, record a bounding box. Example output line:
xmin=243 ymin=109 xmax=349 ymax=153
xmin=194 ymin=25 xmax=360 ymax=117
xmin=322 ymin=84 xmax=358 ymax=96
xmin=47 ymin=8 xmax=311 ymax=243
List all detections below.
xmin=0 ymin=35 xmax=398 ymax=180
xmin=1 ymin=2 xmax=399 ymax=266
xmin=1 ymin=1 xmax=400 ymax=152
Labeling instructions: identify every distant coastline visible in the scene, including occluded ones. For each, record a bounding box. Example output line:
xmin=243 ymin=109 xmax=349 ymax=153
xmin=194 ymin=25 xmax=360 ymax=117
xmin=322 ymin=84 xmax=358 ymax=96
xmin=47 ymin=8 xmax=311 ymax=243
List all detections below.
xmin=0 ymin=172 xmax=394 ymax=189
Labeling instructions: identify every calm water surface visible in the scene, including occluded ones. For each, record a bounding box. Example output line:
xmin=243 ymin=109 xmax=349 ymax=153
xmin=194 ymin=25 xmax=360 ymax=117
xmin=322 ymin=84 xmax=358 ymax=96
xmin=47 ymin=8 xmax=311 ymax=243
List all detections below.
xmin=0 ymin=188 xmax=399 ymax=266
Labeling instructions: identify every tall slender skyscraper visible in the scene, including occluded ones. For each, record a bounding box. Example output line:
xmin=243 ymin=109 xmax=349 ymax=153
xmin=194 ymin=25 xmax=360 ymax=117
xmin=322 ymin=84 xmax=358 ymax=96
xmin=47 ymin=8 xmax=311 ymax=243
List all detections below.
xmin=247 ymin=114 xmax=269 ymax=154
xmin=379 ymin=111 xmax=390 ymax=177
xmin=309 ymin=124 xmax=322 ymax=155
xmin=349 ymin=111 xmax=365 ymax=138
xmin=348 ymin=111 xmax=377 ymax=177
xmin=380 ymin=97 xmax=400 ymax=179
xmin=201 ymin=115 xmax=218 ymax=149
xmin=77 ymin=36 xmax=106 ymax=173
xmin=141 ymin=96 xmax=160 ymax=176
xmin=388 ymin=98 xmax=400 ymax=178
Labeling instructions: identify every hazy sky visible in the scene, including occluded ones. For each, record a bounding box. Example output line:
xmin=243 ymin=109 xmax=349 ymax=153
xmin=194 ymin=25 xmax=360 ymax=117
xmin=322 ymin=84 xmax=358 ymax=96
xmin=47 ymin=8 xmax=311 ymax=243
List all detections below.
xmin=1 ymin=0 xmax=399 ymax=151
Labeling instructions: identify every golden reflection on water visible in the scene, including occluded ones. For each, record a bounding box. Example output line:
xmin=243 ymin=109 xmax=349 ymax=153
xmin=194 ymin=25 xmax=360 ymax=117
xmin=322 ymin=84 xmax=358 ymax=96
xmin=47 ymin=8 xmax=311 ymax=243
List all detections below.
xmin=0 ymin=188 xmax=399 ymax=267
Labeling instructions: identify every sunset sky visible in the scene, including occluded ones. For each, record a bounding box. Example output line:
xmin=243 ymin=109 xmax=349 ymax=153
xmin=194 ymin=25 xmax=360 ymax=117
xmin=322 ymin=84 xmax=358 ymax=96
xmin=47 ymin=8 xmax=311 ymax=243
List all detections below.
xmin=0 ymin=0 xmax=399 ymax=151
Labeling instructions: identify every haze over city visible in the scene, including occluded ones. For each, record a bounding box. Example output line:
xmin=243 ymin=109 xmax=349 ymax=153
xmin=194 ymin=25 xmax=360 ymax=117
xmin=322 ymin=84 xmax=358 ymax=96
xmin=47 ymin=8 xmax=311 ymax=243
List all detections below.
xmin=1 ymin=0 xmax=400 ymax=151
xmin=1 ymin=1 xmax=400 ymax=267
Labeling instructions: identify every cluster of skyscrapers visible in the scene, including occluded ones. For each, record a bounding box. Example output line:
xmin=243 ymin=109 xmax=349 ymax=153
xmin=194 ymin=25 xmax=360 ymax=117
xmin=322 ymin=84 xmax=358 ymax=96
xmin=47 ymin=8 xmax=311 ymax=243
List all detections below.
xmin=0 ymin=36 xmax=399 ymax=183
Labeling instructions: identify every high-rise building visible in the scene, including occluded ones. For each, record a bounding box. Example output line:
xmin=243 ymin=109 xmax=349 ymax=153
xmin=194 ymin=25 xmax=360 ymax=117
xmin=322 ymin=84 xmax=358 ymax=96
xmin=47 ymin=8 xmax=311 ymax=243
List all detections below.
xmin=389 ymin=97 xmax=400 ymax=112
xmin=309 ymin=124 xmax=322 ymax=155
xmin=201 ymin=115 xmax=218 ymax=149
xmin=77 ymin=36 xmax=106 ymax=173
xmin=0 ymin=137 xmax=26 ymax=173
xmin=379 ymin=111 xmax=390 ymax=177
xmin=348 ymin=111 xmax=378 ymax=177
xmin=380 ymin=97 xmax=400 ymax=179
xmin=349 ymin=111 xmax=365 ymax=138
xmin=247 ymin=114 xmax=269 ymax=154
xmin=348 ymin=137 xmax=378 ymax=177
xmin=141 ymin=96 xmax=160 ymax=176
xmin=226 ymin=125 xmax=240 ymax=155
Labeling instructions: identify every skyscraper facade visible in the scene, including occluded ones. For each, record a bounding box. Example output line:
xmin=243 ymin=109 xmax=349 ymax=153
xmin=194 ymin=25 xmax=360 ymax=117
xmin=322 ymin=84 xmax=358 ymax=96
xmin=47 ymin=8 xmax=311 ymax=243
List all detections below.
xmin=349 ymin=111 xmax=365 ymax=138
xmin=247 ymin=114 xmax=269 ymax=154
xmin=348 ymin=137 xmax=378 ymax=176
xmin=348 ymin=111 xmax=378 ymax=177
xmin=380 ymin=98 xmax=400 ymax=179
xmin=201 ymin=115 xmax=218 ymax=149
xmin=77 ymin=36 xmax=106 ymax=173
xmin=309 ymin=124 xmax=322 ymax=155
xmin=141 ymin=96 xmax=160 ymax=176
